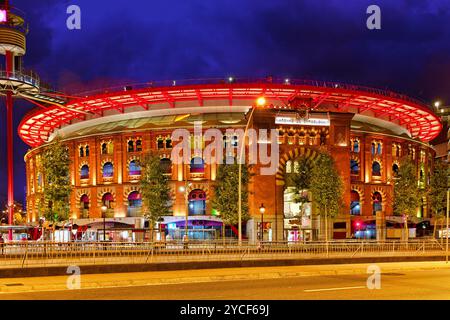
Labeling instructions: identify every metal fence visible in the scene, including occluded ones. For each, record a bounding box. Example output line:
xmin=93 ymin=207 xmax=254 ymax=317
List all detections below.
xmin=0 ymin=240 xmax=445 ymax=269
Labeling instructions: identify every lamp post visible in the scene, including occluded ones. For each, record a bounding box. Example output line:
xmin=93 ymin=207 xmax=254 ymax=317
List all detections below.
xmin=101 ymin=205 xmax=107 ymax=242
xmin=238 ymin=97 xmax=266 ymax=245
xmin=259 ymin=203 xmax=265 ymax=242
xmin=180 ymin=179 xmax=191 ymax=248
xmin=446 ymin=189 xmax=449 ymax=264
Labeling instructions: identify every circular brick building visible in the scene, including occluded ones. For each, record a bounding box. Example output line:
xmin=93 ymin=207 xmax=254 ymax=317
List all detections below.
xmin=20 ymin=79 xmax=442 ymax=242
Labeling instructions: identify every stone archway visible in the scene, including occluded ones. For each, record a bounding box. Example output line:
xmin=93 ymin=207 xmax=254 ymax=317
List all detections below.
xmin=276 ymin=147 xmax=320 ymax=186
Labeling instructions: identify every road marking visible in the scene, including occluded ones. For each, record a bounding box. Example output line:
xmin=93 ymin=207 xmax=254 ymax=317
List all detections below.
xmin=304 ymin=286 xmax=366 ymax=293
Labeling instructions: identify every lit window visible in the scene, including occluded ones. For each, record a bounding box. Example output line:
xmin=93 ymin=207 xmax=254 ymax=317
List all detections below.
xmin=286 ymin=161 xmax=292 ymax=174
xmin=372 ymin=161 xmax=381 ymax=176
xmin=128 ymin=191 xmax=142 ymax=208
xmin=372 ymin=192 xmax=382 ymax=215
xmin=102 ymin=193 xmax=114 ymax=208
xmin=80 ymin=194 xmax=90 ymax=210
xmin=392 ymin=164 xmax=399 ymax=177
xmin=350 ymin=190 xmax=360 ymax=215
xmin=351 ymin=159 xmax=360 ymax=175
xmin=103 ymin=162 xmax=114 ymax=178
xmin=190 ymin=157 xmax=205 ymax=173
xmin=136 ymin=140 xmax=143 ymax=152
xmin=128 ymin=140 xmax=135 ymax=152
xmin=377 ymin=143 xmax=382 ymax=155
xmin=353 ymin=140 xmax=359 ymax=153
xmin=129 ymin=160 xmax=141 ymax=176
xmin=80 ymin=165 xmax=89 ymax=180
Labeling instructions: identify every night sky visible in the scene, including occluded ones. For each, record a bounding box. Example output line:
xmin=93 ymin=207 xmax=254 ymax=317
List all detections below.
xmin=0 ymin=0 xmax=449 ymax=209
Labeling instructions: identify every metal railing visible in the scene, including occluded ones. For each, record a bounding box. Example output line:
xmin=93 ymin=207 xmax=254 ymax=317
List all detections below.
xmin=0 ymin=69 xmax=40 ymax=88
xmin=0 ymin=240 xmax=445 ymax=269
xmin=70 ymin=77 xmax=432 ymax=111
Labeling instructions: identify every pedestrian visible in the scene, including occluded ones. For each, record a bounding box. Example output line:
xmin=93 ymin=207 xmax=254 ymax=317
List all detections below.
xmin=0 ymin=236 xmax=4 ymax=255
xmin=182 ymin=234 xmax=188 ymax=250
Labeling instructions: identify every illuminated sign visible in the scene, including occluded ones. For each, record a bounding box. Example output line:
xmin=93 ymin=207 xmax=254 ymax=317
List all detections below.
xmin=0 ymin=10 xmax=7 ymax=23
xmin=275 ymin=116 xmax=330 ymax=126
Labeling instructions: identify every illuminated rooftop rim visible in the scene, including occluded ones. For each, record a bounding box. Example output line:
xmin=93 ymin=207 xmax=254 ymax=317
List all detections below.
xmin=18 ymin=78 xmax=442 ymax=147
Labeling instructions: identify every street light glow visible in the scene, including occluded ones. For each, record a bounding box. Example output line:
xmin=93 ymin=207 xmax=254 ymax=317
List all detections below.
xmin=256 ymin=97 xmax=266 ymax=107
xmin=434 ymin=101 xmax=441 ymax=108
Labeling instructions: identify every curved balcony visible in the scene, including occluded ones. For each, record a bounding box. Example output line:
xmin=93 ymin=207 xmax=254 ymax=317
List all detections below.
xmin=0 ymin=69 xmax=40 ymax=93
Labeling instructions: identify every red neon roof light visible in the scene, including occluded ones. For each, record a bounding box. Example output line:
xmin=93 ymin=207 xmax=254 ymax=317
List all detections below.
xmin=18 ymin=79 xmax=442 ymax=147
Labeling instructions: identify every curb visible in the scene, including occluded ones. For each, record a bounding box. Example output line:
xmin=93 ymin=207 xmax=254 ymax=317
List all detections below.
xmin=0 ymin=255 xmax=446 ymax=280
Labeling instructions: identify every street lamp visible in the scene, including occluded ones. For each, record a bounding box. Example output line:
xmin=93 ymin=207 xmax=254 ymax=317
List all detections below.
xmin=259 ymin=203 xmax=265 ymax=242
xmin=237 ymin=97 xmax=267 ymax=245
xmin=446 ymin=189 xmax=449 ymax=264
xmin=101 ymin=205 xmax=107 ymax=242
xmin=180 ymin=181 xmax=191 ymax=247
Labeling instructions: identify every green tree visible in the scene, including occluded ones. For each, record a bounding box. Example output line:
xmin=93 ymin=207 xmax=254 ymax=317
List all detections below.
xmin=310 ymin=152 xmax=344 ymax=241
xmin=286 ymin=156 xmax=313 ymax=213
xmin=428 ymin=160 xmax=448 ymax=238
xmin=212 ymin=162 xmax=251 ymax=238
xmin=41 ymin=136 xmax=72 ymax=223
xmin=140 ymin=152 xmax=172 ymax=240
xmin=393 ymin=157 xmax=422 ymax=240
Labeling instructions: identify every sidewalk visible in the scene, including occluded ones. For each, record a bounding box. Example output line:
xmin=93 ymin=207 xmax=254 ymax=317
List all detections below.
xmin=0 ymin=261 xmax=449 ymax=295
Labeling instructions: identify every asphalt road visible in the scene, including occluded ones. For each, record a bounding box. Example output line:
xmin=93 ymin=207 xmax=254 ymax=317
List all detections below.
xmin=1 ymin=267 xmax=449 ymax=300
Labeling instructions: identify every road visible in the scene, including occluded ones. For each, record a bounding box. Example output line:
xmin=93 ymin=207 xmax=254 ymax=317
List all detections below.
xmin=0 ymin=262 xmax=449 ymax=300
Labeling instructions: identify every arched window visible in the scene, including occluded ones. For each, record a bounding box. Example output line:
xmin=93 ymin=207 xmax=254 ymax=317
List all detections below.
xmin=188 ymin=189 xmax=206 ymax=215
xmin=293 ymin=161 xmax=300 ymax=174
xmin=85 ymin=145 xmax=90 ymax=157
xmin=320 ymin=132 xmax=326 ymax=145
xmin=79 ymin=147 xmax=84 ymax=158
xmin=80 ymin=165 xmax=89 ymax=180
xmin=392 ymin=163 xmax=399 ymax=177
xmin=165 ymin=138 xmax=172 ymax=149
xmin=372 ymin=192 xmax=382 ymax=215
xmin=286 ymin=160 xmax=292 ymax=174
xmin=371 ymin=143 xmax=376 ymax=155
xmin=80 ymin=194 xmax=89 ymax=210
xmin=129 ymin=160 xmax=141 ymax=176
xmin=377 ymin=143 xmax=382 ymax=155
xmin=37 ymin=173 xmax=43 ymax=188
xmin=136 ymin=140 xmax=142 ymax=152
xmin=350 ymin=190 xmax=360 ymax=215
xmin=157 ymin=138 xmax=164 ymax=150
xmin=353 ymin=140 xmax=359 ymax=153
xmin=128 ymin=140 xmax=135 ymax=152
xmin=160 ymin=158 xmax=172 ymax=174
xmin=103 ymin=162 xmax=114 ymax=178
xmin=190 ymin=157 xmax=205 ymax=173
xmin=101 ymin=143 xmax=107 ymax=155
xmin=372 ymin=161 xmax=381 ymax=176
xmin=128 ymin=191 xmax=142 ymax=217
xmin=102 ymin=193 xmax=114 ymax=209
xmin=350 ymin=159 xmax=360 ymax=175
xmin=231 ymin=135 xmax=239 ymax=147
